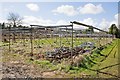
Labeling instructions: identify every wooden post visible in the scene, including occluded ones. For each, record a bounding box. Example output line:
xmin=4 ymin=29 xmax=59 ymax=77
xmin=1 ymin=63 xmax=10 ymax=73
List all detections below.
xmin=8 ymin=25 xmax=11 ymax=53
xmin=59 ymin=28 xmax=62 ymax=48
xmin=30 ymin=25 xmax=33 ymax=55
xmin=71 ymin=22 xmax=73 ymax=58
xmin=99 ymin=32 xmax=100 ymax=47
xmin=23 ymin=26 xmax=25 ymax=46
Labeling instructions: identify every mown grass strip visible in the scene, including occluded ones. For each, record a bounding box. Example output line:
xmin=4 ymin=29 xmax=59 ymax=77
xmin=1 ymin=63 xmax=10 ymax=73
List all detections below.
xmin=98 ymin=63 xmax=120 ymax=71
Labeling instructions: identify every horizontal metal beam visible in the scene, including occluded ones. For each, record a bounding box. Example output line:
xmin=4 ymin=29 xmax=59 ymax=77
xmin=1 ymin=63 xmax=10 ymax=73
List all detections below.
xmin=30 ymin=24 xmax=72 ymax=28
xmin=72 ymin=21 xmax=108 ymax=33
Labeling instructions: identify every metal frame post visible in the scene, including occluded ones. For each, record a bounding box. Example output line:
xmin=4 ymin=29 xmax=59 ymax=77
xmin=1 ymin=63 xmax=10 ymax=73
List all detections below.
xmin=30 ymin=25 xmax=33 ymax=55
xmin=8 ymin=25 xmax=11 ymax=53
xmin=59 ymin=28 xmax=62 ymax=48
xmin=71 ymin=22 xmax=74 ymax=58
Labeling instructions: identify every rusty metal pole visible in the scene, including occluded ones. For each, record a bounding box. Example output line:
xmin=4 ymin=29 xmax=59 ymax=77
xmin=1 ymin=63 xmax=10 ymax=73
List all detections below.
xmin=30 ymin=25 xmax=33 ymax=55
xmin=59 ymin=28 xmax=62 ymax=48
xmin=71 ymin=22 xmax=73 ymax=58
xmin=99 ymin=32 xmax=101 ymax=47
xmin=23 ymin=26 xmax=25 ymax=46
xmin=106 ymin=33 xmax=107 ymax=45
xmin=8 ymin=25 xmax=11 ymax=53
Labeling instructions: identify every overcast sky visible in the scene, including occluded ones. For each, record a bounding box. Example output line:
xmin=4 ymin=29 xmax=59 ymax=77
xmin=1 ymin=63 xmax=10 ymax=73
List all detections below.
xmin=0 ymin=2 xmax=119 ymax=30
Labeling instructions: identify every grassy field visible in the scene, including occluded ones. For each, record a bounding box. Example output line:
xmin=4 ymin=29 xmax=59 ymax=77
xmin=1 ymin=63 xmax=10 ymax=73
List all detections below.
xmin=1 ymin=38 xmax=119 ymax=78
xmin=6 ymin=37 xmax=111 ymax=54
xmin=80 ymin=39 xmax=119 ymax=78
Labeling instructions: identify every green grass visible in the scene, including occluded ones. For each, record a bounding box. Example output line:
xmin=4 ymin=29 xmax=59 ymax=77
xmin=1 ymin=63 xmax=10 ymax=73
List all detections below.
xmin=0 ymin=41 xmax=9 ymax=46
xmin=82 ymin=39 xmax=119 ymax=78
xmin=32 ymin=37 xmax=111 ymax=49
xmin=1 ymin=38 xmax=118 ymax=78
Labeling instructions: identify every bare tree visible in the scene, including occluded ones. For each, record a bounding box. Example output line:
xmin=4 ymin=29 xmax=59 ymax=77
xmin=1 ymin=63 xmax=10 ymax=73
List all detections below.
xmin=7 ymin=12 xmax=23 ymax=27
xmin=7 ymin=12 xmax=23 ymax=42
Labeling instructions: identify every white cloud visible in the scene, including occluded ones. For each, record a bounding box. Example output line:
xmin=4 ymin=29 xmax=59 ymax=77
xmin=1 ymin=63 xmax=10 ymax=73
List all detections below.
xmin=114 ymin=14 xmax=118 ymax=20
xmin=0 ymin=17 xmax=7 ymax=23
xmin=73 ymin=18 xmax=97 ymax=30
xmin=52 ymin=5 xmax=78 ymax=16
xmin=81 ymin=18 xmax=97 ymax=26
xmin=52 ymin=3 xmax=104 ymax=16
xmin=99 ymin=14 xmax=119 ymax=31
xmin=99 ymin=18 xmax=110 ymax=31
xmin=23 ymin=16 xmax=71 ymax=27
xmin=22 ymin=16 xmax=52 ymax=26
xmin=26 ymin=3 xmax=39 ymax=11
xmin=79 ymin=3 xmax=104 ymax=14
xmin=56 ymin=20 xmax=69 ymax=25
xmin=110 ymin=20 xmax=117 ymax=26
xmin=76 ymin=14 xmax=119 ymax=31
xmin=109 ymin=14 xmax=119 ymax=26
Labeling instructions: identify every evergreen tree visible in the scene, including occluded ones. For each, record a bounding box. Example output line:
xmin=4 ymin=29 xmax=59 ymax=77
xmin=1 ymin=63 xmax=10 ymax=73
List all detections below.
xmin=109 ymin=24 xmax=119 ymax=38
xmin=2 ymin=22 xmax=5 ymax=29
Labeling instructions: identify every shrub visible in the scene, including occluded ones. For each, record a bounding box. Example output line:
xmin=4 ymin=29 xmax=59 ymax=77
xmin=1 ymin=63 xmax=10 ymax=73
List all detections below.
xmin=95 ymin=49 xmax=101 ymax=54
xmin=34 ymin=60 xmax=50 ymax=65
xmin=98 ymin=46 xmax=104 ymax=51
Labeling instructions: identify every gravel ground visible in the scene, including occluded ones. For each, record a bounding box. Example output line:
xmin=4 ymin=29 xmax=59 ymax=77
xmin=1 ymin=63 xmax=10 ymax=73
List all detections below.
xmin=2 ymin=61 xmax=43 ymax=78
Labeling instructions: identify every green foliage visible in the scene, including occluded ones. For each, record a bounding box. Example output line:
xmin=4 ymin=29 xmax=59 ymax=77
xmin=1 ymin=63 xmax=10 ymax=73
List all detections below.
xmin=2 ymin=37 xmax=119 ymax=78
xmin=2 ymin=22 xmax=5 ymax=29
xmin=95 ymin=49 xmax=101 ymax=54
xmin=81 ymin=39 xmax=118 ymax=77
xmin=89 ymin=27 xmax=94 ymax=33
xmin=109 ymin=24 xmax=119 ymax=38
xmin=34 ymin=60 xmax=50 ymax=65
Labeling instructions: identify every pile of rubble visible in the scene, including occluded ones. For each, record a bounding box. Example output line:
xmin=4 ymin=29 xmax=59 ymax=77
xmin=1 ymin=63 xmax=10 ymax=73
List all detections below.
xmin=45 ymin=42 xmax=95 ymax=61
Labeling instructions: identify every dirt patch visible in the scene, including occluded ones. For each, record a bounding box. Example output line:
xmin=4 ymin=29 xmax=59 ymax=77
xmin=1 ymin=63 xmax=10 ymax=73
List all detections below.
xmin=42 ymin=71 xmax=55 ymax=77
